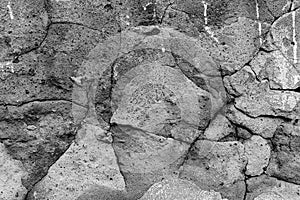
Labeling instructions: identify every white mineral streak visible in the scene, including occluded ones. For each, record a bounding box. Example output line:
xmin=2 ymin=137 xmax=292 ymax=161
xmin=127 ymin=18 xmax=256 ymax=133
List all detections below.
xmin=255 ymin=0 xmax=263 ymax=46
xmin=203 ymin=1 xmax=208 ymax=25
xmin=292 ymin=2 xmax=298 ymax=64
xmin=282 ymin=0 xmax=292 ymax=11
xmin=202 ymin=1 xmax=219 ymax=43
xmin=7 ymin=1 xmax=14 ymax=20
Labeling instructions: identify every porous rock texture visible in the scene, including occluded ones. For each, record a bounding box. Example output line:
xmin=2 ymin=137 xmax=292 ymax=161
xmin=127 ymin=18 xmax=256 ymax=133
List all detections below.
xmin=0 ymin=0 xmax=300 ymax=200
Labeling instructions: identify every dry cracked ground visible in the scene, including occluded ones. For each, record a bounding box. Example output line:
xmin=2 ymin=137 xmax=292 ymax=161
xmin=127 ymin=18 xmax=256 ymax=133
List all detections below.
xmin=0 ymin=0 xmax=300 ymax=200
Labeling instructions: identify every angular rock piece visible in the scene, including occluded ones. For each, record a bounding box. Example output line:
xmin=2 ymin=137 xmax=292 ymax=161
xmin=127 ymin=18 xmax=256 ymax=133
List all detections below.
xmin=267 ymin=122 xmax=300 ymax=184
xmin=224 ymin=65 xmax=300 ymax=119
xmin=266 ymin=0 xmax=300 ymax=18
xmin=111 ymin=61 xmax=211 ymax=143
xmin=139 ymin=178 xmax=226 ymax=200
xmin=47 ymin=0 xmax=120 ymax=33
xmin=74 ymin=26 xmax=227 ymax=141
xmin=0 ymin=143 xmax=27 ymax=200
xmin=244 ymin=135 xmax=271 ymax=176
xmin=250 ymin=50 xmax=300 ymax=90
xmin=271 ymin=8 xmax=300 ymax=65
xmin=226 ymin=105 xmax=283 ymax=138
xmin=1 ymin=101 xmax=77 ymax=189
xmin=27 ymin=124 xmax=125 ymax=200
xmin=179 ymin=140 xmax=247 ymax=200
xmin=0 ymin=0 xmax=48 ymax=58
xmin=235 ymin=90 xmax=300 ymax=119
xmin=112 ymin=124 xmax=189 ymax=199
xmin=246 ymin=175 xmax=300 ymax=200
xmin=204 ymin=114 xmax=235 ymax=141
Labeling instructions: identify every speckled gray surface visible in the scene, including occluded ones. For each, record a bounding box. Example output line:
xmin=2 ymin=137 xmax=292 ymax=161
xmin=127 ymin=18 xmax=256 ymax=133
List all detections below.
xmin=0 ymin=0 xmax=300 ymax=200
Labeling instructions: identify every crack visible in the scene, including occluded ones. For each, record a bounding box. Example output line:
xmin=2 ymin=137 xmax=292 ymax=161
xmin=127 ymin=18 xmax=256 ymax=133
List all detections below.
xmin=269 ymin=174 xmax=300 ymax=186
xmin=50 ymin=21 xmax=103 ymax=32
xmin=177 ymin=119 xmax=212 ymax=170
xmin=269 ymin=87 xmax=300 ymax=93
xmin=110 ymin=122 xmax=192 ymax=145
xmin=0 ymin=99 xmax=88 ymax=109
xmin=159 ymin=1 xmax=174 ymax=24
xmin=233 ymin=103 xmax=294 ymax=121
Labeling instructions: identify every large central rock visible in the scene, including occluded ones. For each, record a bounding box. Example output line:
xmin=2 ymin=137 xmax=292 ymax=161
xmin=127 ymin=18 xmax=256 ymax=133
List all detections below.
xmin=70 ymin=26 xmax=227 ymax=199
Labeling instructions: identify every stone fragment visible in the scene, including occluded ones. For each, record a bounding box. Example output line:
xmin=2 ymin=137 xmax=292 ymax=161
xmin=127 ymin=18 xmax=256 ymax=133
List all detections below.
xmin=204 ymin=114 xmax=235 ymax=141
xmin=245 ymin=135 xmax=271 ymax=176
xmin=1 ymin=101 xmax=76 ymax=189
xmin=139 ymin=178 xmax=226 ymax=200
xmin=271 ymin=8 xmax=300 ymax=65
xmin=236 ymin=127 xmax=252 ymax=140
xmin=223 ymin=65 xmax=261 ymax=97
xmin=224 ymin=65 xmax=300 ymax=119
xmin=246 ymin=175 xmax=300 ymax=200
xmin=267 ymin=122 xmax=300 ymax=184
xmin=235 ymin=90 xmax=300 ymax=119
xmin=0 ymin=0 xmax=48 ymax=58
xmin=266 ymin=0 xmax=300 ymax=18
xmin=179 ymin=140 xmax=247 ymax=200
xmin=112 ymin=124 xmax=189 ymax=199
xmin=200 ymin=17 xmax=261 ymax=73
xmin=0 ymin=24 xmax=102 ymax=106
xmin=0 ymin=143 xmax=27 ymax=200
xmin=226 ymin=105 xmax=283 ymax=138
xmin=250 ymin=50 xmax=300 ymax=90
xmin=47 ymin=0 xmax=120 ymax=33
xmin=27 ymin=124 xmax=125 ymax=200
xmin=110 ymin=61 xmax=211 ymax=143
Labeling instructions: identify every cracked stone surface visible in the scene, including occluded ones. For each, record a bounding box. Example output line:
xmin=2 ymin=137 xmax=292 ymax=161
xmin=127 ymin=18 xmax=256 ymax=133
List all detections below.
xmin=1 ymin=0 xmax=300 ymax=200
xmin=179 ymin=140 xmax=247 ymax=200
xmin=26 ymin=124 xmax=125 ymax=200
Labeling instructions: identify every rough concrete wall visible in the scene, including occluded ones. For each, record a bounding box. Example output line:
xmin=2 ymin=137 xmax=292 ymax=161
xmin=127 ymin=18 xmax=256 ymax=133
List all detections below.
xmin=0 ymin=0 xmax=300 ymax=200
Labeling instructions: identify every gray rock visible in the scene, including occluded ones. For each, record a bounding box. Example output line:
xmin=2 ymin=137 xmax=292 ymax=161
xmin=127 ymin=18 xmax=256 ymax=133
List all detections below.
xmin=246 ymin=175 xmax=300 ymax=200
xmin=267 ymin=122 xmax=300 ymax=184
xmin=27 ymin=124 xmax=125 ymax=200
xmin=0 ymin=0 xmax=48 ymax=59
xmin=204 ymin=114 xmax=235 ymax=141
xmin=139 ymin=178 xmax=227 ymax=200
xmin=226 ymin=105 xmax=283 ymax=138
xmin=112 ymin=124 xmax=189 ymax=199
xmin=1 ymin=101 xmax=76 ymax=189
xmin=271 ymin=8 xmax=300 ymax=65
xmin=0 ymin=143 xmax=27 ymax=200
xmin=250 ymin=50 xmax=300 ymax=90
xmin=244 ymin=135 xmax=271 ymax=176
xmin=179 ymin=140 xmax=247 ymax=200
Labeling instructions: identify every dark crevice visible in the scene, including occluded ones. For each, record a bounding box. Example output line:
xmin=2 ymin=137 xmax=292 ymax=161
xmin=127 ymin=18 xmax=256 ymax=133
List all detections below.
xmin=50 ymin=21 xmax=103 ymax=32
xmin=159 ymin=2 xmax=174 ymax=24
xmin=269 ymin=87 xmax=300 ymax=93
xmin=177 ymin=119 xmax=212 ymax=169
xmin=233 ymin=104 xmax=294 ymax=122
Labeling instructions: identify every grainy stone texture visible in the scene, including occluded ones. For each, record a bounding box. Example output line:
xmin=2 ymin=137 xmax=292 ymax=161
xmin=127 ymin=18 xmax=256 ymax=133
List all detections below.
xmin=139 ymin=178 xmax=226 ymax=200
xmin=179 ymin=140 xmax=247 ymax=200
xmin=1 ymin=0 xmax=300 ymax=199
xmin=0 ymin=143 xmax=28 ymax=200
xmin=244 ymin=135 xmax=271 ymax=176
xmin=27 ymin=124 xmax=125 ymax=200
xmin=246 ymin=175 xmax=300 ymax=200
